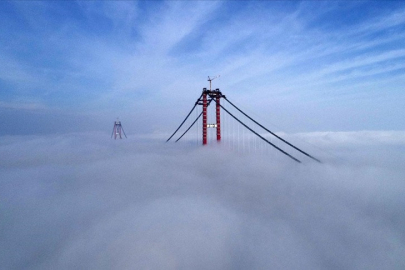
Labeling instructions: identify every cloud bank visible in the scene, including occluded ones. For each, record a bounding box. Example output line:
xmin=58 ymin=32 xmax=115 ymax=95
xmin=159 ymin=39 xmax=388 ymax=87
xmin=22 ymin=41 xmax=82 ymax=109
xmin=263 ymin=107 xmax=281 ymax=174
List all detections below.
xmin=1 ymin=131 xmax=405 ymax=269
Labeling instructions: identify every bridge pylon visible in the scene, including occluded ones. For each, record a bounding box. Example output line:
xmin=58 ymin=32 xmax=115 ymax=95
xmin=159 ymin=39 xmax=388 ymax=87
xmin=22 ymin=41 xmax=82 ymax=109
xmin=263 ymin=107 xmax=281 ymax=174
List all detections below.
xmin=197 ymin=88 xmax=224 ymax=145
xmin=111 ymin=118 xmax=127 ymax=139
xmin=166 ymin=79 xmax=321 ymax=163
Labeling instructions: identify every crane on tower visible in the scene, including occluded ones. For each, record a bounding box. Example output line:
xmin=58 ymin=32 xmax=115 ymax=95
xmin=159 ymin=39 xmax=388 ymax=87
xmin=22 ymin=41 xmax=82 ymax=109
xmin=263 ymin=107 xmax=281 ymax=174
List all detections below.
xmin=208 ymin=75 xmax=220 ymax=91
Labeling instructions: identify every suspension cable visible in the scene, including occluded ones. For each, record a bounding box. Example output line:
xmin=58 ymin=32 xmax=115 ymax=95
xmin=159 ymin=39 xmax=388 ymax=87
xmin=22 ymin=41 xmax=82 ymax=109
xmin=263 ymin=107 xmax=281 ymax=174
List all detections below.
xmin=175 ymin=111 xmax=203 ymax=142
xmin=175 ymin=99 xmax=213 ymax=143
xmin=223 ymin=97 xmax=320 ymax=163
xmin=216 ymin=100 xmax=301 ymax=163
xmin=166 ymin=94 xmax=203 ymax=142
xmin=121 ymin=127 xmax=127 ymax=138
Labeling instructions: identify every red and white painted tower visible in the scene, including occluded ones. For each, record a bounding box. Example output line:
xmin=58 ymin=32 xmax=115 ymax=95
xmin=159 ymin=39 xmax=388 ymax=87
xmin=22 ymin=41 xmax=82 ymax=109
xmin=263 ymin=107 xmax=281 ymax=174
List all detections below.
xmin=199 ymin=76 xmax=223 ymax=145
xmin=202 ymin=90 xmax=208 ymax=145
xmin=216 ymin=91 xmax=221 ymax=141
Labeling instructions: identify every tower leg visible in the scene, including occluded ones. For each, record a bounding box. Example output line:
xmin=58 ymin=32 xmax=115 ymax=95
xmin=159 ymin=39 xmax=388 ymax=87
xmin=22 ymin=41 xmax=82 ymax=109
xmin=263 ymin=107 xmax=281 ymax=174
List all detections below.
xmin=216 ymin=95 xmax=221 ymax=142
xmin=202 ymin=91 xmax=207 ymax=145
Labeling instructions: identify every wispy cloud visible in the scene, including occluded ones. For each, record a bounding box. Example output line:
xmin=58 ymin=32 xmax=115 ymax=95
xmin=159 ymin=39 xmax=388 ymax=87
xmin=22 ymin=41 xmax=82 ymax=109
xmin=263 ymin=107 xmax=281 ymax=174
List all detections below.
xmin=1 ymin=1 xmax=405 ymax=134
xmin=0 ymin=100 xmax=47 ymax=111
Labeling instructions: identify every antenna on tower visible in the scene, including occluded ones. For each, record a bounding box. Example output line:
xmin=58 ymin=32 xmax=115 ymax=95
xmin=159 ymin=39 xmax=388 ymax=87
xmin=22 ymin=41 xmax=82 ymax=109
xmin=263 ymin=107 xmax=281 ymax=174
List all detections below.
xmin=208 ymin=75 xmax=220 ymax=91
xmin=111 ymin=118 xmax=127 ymax=139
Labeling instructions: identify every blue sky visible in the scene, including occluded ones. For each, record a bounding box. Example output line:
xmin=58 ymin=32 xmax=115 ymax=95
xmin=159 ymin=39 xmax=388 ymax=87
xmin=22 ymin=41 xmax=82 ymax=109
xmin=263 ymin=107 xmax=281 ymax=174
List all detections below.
xmin=1 ymin=0 xmax=405 ymax=135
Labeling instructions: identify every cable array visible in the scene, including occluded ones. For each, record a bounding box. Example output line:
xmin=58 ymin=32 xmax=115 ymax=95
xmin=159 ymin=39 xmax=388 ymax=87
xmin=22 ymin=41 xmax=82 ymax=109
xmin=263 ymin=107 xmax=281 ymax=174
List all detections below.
xmin=166 ymin=92 xmax=321 ymax=163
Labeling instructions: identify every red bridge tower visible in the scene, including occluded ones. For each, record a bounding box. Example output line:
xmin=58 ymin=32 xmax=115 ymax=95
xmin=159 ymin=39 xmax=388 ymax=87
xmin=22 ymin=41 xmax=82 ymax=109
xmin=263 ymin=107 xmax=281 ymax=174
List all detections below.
xmin=197 ymin=76 xmax=223 ymax=145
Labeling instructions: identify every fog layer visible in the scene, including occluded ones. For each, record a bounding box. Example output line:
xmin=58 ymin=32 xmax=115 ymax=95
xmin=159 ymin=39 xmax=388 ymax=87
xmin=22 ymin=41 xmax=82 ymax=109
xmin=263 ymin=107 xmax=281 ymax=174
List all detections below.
xmin=1 ymin=132 xmax=405 ymax=269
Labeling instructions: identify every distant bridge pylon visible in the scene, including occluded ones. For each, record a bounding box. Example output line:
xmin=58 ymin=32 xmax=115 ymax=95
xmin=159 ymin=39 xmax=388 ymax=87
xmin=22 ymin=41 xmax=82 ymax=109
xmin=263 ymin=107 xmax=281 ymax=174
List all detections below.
xmin=111 ymin=118 xmax=127 ymax=139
